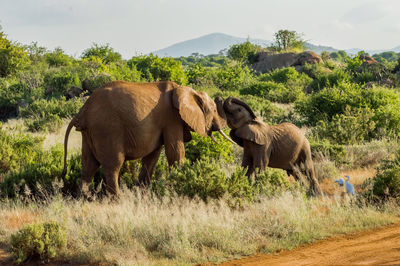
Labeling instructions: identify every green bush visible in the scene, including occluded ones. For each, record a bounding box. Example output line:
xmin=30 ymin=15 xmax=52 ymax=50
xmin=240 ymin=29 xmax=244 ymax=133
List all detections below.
xmin=43 ymin=69 xmax=80 ymax=97
xmin=227 ymin=41 xmax=262 ymax=64
xmin=309 ymin=139 xmax=346 ymax=164
xmin=313 ymin=106 xmax=376 ymax=145
xmin=81 ymin=73 xmax=114 ymax=92
xmin=213 ymin=62 xmax=255 ymax=91
xmin=372 ymin=150 xmax=400 ymax=200
xmin=45 ymin=47 xmax=73 ymax=67
xmin=240 ymin=81 xmax=286 ymax=98
xmin=295 ymin=83 xmax=363 ymax=125
xmin=298 ymin=84 xmax=400 ymax=140
xmin=301 ymin=63 xmax=350 ymax=92
xmin=0 ymin=31 xmax=30 ymax=77
xmin=81 ymin=43 xmax=122 ymax=64
xmin=10 ymin=221 xmax=66 ymax=264
xmin=185 ymin=132 xmax=234 ymax=163
xmin=241 ymin=67 xmax=311 ymax=103
xmin=0 ymin=124 xmax=43 ymax=176
xmin=253 ymin=168 xmax=292 ymax=195
xmin=19 ymin=97 xmax=84 ymax=132
xmin=185 ymin=63 xmax=215 ymax=86
xmin=128 ymin=54 xmax=187 ymax=85
xmin=152 ymin=157 xmax=253 ymax=203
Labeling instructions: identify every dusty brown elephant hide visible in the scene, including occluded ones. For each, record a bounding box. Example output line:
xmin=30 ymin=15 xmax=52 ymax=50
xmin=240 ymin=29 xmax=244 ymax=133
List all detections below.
xmin=223 ymin=97 xmax=322 ymax=196
xmin=63 ymin=81 xmax=232 ymax=196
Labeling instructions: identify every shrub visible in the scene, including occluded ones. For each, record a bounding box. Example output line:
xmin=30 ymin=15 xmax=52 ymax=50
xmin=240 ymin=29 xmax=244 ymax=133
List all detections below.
xmin=0 ymin=124 xmax=43 ymax=176
xmin=185 ymin=132 xmax=234 ymax=163
xmin=254 ymin=168 xmax=292 ymax=195
xmin=227 ymin=41 xmax=262 ymax=64
xmin=81 ymin=73 xmax=114 ymax=92
xmin=242 ymin=67 xmax=311 ymax=103
xmin=213 ymin=62 xmax=255 ymax=91
xmin=153 ymin=157 xmax=253 ymax=203
xmin=185 ymin=63 xmax=215 ymax=86
xmin=372 ymin=150 xmax=400 ymax=200
xmin=309 ymin=139 xmax=346 ymax=164
xmin=81 ymin=43 xmax=122 ymax=64
xmin=313 ymin=106 xmax=376 ymax=145
xmin=128 ymin=54 xmax=187 ymax=85
xmin=301 ymin=63 xmax=350 ymax=92
xmin=19 ymin=97 xmax=84 ymax=132
xmin=10 ymin=221 xmax=66 ymax=263
xmin=45 ymin=47 xmax=73 ymax=67
xmin=43 ymin=69 xmax=80 ymax=97
xmin=240 ymin=81 xmax=286 ymax=98
xmin=0 ymin=31 xmax=30 ymax=77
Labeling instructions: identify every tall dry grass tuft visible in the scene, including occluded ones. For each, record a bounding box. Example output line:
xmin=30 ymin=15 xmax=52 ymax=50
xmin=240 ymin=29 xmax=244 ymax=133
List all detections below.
xmin=0 ymin=188 xmax=398 ymax=265
xmin=344 ymin=139 xmax=399 ymax=169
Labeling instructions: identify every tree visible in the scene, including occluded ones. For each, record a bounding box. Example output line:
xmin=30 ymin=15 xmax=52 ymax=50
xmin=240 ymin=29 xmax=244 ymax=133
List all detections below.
xmin=127 ymin=54 xmax=188 ymax=85
xmin=0 ymin=29 xmax=30 ymax=77
xmin=45 ymin=47 xmax=73 ymax=67
xmin=81 ymin=43 xmax=122 ymax=64
xmin=269 ymin=30 xmax=305 ymax=52
xmin=228 ymin=40 xmax=262 ymax=64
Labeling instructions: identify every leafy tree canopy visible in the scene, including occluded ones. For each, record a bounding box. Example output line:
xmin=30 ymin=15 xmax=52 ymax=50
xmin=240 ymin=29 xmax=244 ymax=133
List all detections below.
xmin=81 ymin=43 xmax=122 ymax=64
xmin=269 ymin=29 xmax=305 ymax=53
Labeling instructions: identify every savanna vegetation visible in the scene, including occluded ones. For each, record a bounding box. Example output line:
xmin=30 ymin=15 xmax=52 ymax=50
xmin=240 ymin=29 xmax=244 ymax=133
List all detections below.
xmin=1 ymin=26 xmax=400 ymax=265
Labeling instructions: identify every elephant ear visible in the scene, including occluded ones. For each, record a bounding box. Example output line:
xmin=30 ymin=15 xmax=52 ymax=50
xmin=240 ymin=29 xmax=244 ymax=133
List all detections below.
xmin=173 ymin=86 xmax=207 ymax=137
xmin=233 ymin=119 xmax=269 ymax=145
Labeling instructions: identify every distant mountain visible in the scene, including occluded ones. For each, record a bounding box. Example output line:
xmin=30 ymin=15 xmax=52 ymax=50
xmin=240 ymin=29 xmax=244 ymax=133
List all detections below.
xmin=304 ymin=43 xmax=338 ymax=54
xmin=345 ymin=45 xmax=400 ymax=55
xmin=152 ymin=32 xmax=399 ymax=57
xmin=152 ymin=33 xmax=270 ymax=57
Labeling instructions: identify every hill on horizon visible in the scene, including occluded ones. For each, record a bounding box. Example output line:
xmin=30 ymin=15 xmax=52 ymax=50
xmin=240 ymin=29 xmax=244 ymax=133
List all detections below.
xmin=152 ymin=33 xmax=271 ymax=57
xmin=152 ymin=33 xmax=400 ymax=58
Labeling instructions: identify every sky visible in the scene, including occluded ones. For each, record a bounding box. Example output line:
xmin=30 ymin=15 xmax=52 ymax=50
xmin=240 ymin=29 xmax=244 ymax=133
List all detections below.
xmin=0 ymin=0 xmax=399 ymax=58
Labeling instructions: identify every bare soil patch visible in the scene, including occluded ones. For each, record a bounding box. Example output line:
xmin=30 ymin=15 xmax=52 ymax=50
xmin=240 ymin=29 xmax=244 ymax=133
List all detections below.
xmin=220 ymin=221 xmax=400 ymax=266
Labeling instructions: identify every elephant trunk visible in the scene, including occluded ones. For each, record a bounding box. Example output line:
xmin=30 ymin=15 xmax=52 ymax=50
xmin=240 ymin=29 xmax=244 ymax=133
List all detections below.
xmin=214 ymin=96 xmax=227 ymax=130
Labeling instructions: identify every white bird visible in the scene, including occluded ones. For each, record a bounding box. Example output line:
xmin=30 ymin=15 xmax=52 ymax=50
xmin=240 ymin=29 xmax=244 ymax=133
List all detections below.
xmin=335 ymin=178 xmax=344 ymax=186
xmin=345 ymin=175 xmax=355 ymax=195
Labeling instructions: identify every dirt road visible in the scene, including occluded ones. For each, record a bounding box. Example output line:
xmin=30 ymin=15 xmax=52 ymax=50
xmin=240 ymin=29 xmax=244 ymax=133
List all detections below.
xmin=221 ymin=222 xmax=400 ymax=266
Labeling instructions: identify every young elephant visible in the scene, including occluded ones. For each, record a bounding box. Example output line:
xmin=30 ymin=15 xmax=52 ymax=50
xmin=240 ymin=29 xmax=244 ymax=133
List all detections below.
xmin=223 ymin=97 xmax=322 ymax=196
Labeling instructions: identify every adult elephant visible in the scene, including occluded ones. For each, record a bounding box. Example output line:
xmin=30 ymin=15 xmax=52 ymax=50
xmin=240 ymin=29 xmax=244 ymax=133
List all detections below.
xmin=62 ymin=81 xmax=234 ymax=196
xmin=223 ymin=97 xmax=322 ymax=196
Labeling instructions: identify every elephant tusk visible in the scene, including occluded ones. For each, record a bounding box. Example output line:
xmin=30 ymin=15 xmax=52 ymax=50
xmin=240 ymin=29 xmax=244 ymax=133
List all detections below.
xmin=210 ymin=134 xmax=219 ymax=144
xmin=218 ymin=129 xmax=236 ymax=145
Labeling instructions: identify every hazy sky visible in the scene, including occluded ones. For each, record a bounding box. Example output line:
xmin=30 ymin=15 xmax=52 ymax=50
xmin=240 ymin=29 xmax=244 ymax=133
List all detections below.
xmin=1 ymin=0 xmax=399 ymax=58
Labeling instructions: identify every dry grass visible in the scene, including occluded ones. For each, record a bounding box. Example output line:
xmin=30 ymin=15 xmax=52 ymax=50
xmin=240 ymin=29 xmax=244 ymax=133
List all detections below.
xmin=3 ymin=118 xmax=82 ymax=151
xmin=0 ymin=189 xmax=398 ymax=265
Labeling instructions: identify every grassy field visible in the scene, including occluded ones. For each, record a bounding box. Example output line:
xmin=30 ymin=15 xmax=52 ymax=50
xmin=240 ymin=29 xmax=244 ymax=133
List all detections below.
xmin=1 ymin=186 xmax=399 ymax=265
xmin=1 ymin=120 xmax=400 ymax=265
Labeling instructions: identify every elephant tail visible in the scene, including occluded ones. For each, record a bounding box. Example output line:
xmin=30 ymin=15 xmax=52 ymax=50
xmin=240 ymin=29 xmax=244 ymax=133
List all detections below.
xmin=62 ymin=118 xmax=76 ymax=177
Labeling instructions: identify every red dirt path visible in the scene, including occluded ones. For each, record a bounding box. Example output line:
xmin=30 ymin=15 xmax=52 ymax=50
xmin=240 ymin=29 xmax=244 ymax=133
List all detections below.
xmin=220 ymin=222 xmax=400 ymax=266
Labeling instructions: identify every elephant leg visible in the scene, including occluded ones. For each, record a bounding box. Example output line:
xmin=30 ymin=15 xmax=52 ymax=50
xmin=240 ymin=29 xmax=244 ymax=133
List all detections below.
xmin=242 ymin=150 xmax=254 ymax=183
xmin=163 ymin=127 xmax=185 ymax=166
xmin=80 ymin=135 xmax=100 ymax=196
xmin=138 ymin=146 xmax=162 ymax=187
xmin=252 ymin=146 xmax=268 ymax=183
xmin=102 ymin=153 xmax=125 ymax=197
xmin=304 ymin=155 xmax=323 ymax=196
